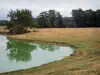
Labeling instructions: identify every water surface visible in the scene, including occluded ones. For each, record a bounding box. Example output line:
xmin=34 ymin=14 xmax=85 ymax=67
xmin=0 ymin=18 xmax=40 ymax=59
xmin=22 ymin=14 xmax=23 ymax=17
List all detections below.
xmin=0 ymin=35 xmax=74 ymax=73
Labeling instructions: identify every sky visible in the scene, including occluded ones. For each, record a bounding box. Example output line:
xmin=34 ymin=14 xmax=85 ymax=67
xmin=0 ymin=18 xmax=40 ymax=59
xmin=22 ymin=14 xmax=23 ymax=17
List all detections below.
xmin=0 ymin=0 xmax=100 ymax=20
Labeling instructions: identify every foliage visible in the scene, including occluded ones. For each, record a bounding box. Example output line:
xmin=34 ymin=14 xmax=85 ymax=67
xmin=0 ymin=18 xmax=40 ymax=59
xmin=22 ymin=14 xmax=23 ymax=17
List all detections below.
xmin=7 ymin=9 xmax=36 ymax=34
xmin=37 ymin=9 xmax=64 ymax=28
xmin=7 ymin=9 xmax=33 ymax=26
xmin=8 ymin=25 xmax=28 ymax=35
xmin=96 ymin=9 xmax=100 ymax=27
xmin=72 ymin=8 xmax=100 ymax=27
xmin=3 ymin=8 xmax=100 ymax=30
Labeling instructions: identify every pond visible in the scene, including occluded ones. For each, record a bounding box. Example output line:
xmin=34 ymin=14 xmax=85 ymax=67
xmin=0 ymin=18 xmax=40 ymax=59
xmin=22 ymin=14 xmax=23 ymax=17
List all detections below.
xmin=0 ymin=35 xmax=74 ymax=73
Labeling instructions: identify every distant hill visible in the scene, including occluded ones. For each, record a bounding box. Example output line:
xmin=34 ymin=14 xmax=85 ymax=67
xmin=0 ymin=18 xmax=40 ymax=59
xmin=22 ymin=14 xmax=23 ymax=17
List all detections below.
xmin=63 ymin=17 xmax=76 ymax=27
xmin=33 ymin=17 xmax=76 ymax=27
xmin=0 ymin=18 xmax=76 ymax=27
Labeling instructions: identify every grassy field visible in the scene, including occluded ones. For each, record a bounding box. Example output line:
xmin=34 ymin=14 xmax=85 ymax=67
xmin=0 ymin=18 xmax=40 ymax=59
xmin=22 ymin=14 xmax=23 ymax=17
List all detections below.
xmin=0 ymin=27 xmax=100 ymax=75
xmin=0 ymin=26 xmax=8 ymax=35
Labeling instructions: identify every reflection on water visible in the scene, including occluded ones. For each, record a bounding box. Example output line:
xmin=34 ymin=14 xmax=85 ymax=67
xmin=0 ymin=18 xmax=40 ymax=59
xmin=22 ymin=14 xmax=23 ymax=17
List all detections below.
xmin=6 ymin=40 xmax=37 ymax=62
xmin=0 ymin=35 xmax=74 ymax=73
xmin=6 ymin=40 xmax=59 ymax=62
xmin=38 ymin=43 xmax=59 ymax=51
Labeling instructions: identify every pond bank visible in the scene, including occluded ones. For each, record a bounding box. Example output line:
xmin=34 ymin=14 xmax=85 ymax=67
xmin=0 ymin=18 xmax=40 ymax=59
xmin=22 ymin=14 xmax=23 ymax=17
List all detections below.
xmin=8 ymin=37 xmax=76 ymax=48
xmin=0 ymin=32 xmax=8 ymax=35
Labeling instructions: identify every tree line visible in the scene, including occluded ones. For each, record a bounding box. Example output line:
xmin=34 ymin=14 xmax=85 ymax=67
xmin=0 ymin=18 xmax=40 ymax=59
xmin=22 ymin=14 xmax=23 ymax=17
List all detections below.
xmin=72 ymin=8 xmax=100 ymax=27
xmin=1 ymin=8 xmax=99 ymax=34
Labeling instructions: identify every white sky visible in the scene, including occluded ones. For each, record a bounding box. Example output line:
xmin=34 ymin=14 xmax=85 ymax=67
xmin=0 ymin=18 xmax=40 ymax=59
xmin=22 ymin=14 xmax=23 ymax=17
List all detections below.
xmin=0 ymin=0 xmax=100 ymax=20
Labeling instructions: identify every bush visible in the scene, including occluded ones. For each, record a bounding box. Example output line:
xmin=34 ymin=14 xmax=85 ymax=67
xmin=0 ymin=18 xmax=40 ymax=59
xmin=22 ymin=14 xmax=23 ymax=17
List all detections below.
xmin=8 ymin=25 xmax=28 ymax=35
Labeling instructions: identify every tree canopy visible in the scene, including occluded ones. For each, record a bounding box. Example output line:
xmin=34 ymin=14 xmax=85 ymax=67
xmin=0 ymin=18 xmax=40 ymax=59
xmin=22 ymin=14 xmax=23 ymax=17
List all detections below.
xmin=72 ymin=8 xmax=100 ymax=27
xmin=37 ymin=9 xmax=64 ymax=28
xmin=7 ymin=9 xmax=36 ymax=34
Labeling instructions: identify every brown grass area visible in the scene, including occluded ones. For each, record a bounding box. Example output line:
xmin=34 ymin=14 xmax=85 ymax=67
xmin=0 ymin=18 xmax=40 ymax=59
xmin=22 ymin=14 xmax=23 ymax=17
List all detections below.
xmin=0 ymin=26 xmax=7 ymax=32
xmin=0 ymin=26 xmax=8 ymax=35
xmin=1 ymin=28 xmax=100 ymax=75
xmin=10 ymin=28 xmax=100 ymax=42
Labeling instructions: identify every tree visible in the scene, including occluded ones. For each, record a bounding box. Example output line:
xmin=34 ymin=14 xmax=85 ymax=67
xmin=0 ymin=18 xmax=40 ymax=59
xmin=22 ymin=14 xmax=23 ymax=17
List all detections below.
xmin=96 ymin=10 xmax=100 ymax=27
xmin=7 ymin=9 xmax=36 ymax=34
xmin=37 ymin=9 xmax=63 ymax=28
xmin=37 ymin=11 xmax=48 ymax=28
xmin=84 ymin=9 xmax=95 ymax=27
xmin=48 ymin=10 xmax=56 ymax=27
xmin=72 ymin=8 xmax=86 ymax=27
xmin=72 ymin=8 xmax=100 ymax=27
xmin=55 ymin=12 xmax=64 ymax=28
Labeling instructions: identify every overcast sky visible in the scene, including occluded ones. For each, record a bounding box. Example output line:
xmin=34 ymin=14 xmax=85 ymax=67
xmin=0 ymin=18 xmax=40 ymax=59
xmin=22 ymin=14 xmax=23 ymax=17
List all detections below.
xmin=0 ymin=0 xmax=100 ymax=20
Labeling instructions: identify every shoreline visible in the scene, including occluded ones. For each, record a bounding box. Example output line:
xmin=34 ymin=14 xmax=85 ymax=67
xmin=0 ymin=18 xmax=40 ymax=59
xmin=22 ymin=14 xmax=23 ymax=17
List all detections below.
xmin=0 ymin=35 xmax=76 ymax=75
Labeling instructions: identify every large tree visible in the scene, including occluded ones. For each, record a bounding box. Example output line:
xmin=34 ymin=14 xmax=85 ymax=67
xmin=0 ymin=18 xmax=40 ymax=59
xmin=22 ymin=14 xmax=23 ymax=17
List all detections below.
xmin=84 ymin=9 xmax=95 ymax=27
xmin=55 ymin=12 xmax=63 ymax=28
xmin=37 ymin=9 xmax=63 ymax=28
xmin=72 ymin=8 xmax=86 ymax=27
xmin=7 ymin=9 xmax=35 ymax=34
xmin=37 ymin=11 xmax=48 ymax=28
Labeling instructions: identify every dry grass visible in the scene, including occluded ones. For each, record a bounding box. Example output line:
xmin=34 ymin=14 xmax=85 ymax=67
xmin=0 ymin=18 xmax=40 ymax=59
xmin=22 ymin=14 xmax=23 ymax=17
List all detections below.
xmin=0 ymin=27 xmax=100 ymax=75
xmin=0 ymin=26 xmax=8 ymax=35
xmin=0 ymin=26 xmax=7 ymax=32
xmin=10 ymin=28 xmax=100 ymax=42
